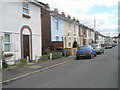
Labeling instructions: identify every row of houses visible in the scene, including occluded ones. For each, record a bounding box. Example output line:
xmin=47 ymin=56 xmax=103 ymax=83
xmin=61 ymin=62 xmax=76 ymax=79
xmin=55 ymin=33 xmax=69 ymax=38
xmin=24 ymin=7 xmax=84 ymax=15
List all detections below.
xmin=41 ymin=3 xmax=111 ymax=51
xmin=0 ymin=0 xmax=110 ymax=64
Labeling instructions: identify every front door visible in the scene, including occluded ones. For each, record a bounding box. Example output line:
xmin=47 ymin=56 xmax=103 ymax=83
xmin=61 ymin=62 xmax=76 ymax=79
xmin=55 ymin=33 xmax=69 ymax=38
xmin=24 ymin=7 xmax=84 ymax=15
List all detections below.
xmin=23 ymin=35 xmax=30 ymax=60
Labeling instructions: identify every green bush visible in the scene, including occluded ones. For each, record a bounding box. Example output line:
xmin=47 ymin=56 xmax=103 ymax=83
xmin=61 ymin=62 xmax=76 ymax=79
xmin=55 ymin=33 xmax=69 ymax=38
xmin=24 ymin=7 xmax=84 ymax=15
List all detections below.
xmin=2 ymin=61 xmax=8 ymax=69
xmin=40 ymin=55 xmax=49 ymax=61
xmin=73 ymin=41 xmax=78 ymax=48
xmin=52 ymin=51 xmax=62 ymax=59
xmin=64 ymin=49 xmax=71 ymax=57
xmin=19 ymin=58 xmax=27 ymax=65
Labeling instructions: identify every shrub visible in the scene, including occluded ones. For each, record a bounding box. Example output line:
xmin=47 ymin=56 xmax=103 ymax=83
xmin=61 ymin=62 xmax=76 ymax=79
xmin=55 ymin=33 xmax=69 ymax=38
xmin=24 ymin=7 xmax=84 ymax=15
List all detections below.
xmin=40 ymin=55 xmax=49 ymax=61
xmin=73 ymin=41 xmax=78 ymax=48
xmin=19 ymin=58 xmax=27 ymax=65
xmin=52 ymin=51 xmax=62 ymax=59
xmin=2 ymin=51 xmax=9 ymax=69
xmin=64 ymin=49 xmax=71 ymax=57
xmin=2 ymin=61 xmax=8 ymax=69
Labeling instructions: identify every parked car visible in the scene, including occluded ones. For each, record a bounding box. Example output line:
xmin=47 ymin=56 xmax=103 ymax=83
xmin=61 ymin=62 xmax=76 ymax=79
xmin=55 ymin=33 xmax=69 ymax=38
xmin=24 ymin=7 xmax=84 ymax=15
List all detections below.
xmin=105 ymin=43 xmax=113 ymax=49
xmin=76 ymin=45 xmax=97 ymax=60
xmin=112 ymin=43 xmax=117 ymax=47
xmin=91 ymin=44 xmax=104 ymax=54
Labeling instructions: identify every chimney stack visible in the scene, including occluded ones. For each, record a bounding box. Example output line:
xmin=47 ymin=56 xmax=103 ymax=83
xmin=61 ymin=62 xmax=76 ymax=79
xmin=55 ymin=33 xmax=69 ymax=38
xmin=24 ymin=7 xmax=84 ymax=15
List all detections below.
xmin=73 ymin=17 xmax=76 ymax=21
xmin=61 ymin=12 xmax=65 ymax=17
xmin=54 ymin=8 xmax=58 ymax=13
xmin=76 ymin=19 xmax=79 ymax=23
xmin=67 ymin=15 xmax=71 ymax=19
xmin=44 ymin=4 xmax=50 ymax=9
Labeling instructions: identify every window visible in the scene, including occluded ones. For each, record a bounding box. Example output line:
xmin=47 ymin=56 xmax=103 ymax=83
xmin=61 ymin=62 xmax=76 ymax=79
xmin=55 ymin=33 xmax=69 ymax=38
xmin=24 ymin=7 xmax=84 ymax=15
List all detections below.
xmin=68 ymin=42 xmax=71 ymax=47
xmin=81 ymin=27 xmax=83 ymax=35
xmin=74 ymin=37 xmax=77 ymax=41
xmin=4 ymin=33 xmax=11 ymax=52
xmin=68 ymin=23 xmax=71 ymax=32
xmin=56 ymin=36 xmax=59 ymax=41
xmin=84 ymin=30 xmax=86 ymax=35
xmin=55 ymin=18 xmax=59 ymax=31
xmin=23 ymin=2 xmax=29 ymax=14
xmin=68 ymin=37 xmax=71 ymax=42
xmin=74 ymin=25 xmax=76 ymax=34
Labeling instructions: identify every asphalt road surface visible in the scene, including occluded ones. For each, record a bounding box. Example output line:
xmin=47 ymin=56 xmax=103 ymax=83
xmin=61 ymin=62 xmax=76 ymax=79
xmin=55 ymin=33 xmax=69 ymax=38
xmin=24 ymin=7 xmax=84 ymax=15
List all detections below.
xmin=3 ymin=46 xmax=118 ymax=88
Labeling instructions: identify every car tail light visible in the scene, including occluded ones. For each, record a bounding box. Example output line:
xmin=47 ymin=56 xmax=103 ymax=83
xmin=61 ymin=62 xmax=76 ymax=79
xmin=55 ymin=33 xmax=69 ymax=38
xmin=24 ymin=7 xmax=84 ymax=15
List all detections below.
xmin=86 ymin=51 xmax=91 ymax=53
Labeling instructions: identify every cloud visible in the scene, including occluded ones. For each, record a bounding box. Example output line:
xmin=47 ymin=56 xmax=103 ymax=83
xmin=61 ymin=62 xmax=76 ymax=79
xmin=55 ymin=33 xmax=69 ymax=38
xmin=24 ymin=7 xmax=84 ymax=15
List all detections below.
xmin=39 ymin=0 xmax=118 ymax=36
xmin=40 ymin=0 xmax=118 ymax=13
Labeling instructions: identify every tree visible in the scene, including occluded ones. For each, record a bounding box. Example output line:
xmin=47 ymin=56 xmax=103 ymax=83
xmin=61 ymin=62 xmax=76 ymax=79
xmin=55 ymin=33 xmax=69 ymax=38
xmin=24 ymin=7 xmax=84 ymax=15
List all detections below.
xmin=73 ymin=41 xmax=78 ymax=48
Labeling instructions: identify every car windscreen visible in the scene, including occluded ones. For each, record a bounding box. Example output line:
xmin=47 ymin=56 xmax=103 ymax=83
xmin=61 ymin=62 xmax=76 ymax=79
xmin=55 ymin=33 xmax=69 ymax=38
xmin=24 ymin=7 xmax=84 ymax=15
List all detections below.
xmin=78 ymin=46 xmax=90 ymax=50
xmin=91 ymin=45 xmax=97 ymax=48
xmin=91 ymin=45 xmax=99 ymax=48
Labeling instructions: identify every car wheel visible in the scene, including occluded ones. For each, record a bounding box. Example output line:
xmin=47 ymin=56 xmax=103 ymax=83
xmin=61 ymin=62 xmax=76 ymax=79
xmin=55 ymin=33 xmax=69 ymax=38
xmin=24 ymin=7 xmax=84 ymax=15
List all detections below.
xmin=94 ymin=53 xmax=97 ymax=57
xmin=100 ymin=51 xmax=102 ymax=54
xmin=76 ymin=56 xmax=79 ymax=60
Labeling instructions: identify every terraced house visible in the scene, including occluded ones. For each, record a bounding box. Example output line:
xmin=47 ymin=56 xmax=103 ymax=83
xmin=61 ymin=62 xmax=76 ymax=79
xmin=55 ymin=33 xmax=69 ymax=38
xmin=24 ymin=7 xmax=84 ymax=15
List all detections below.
xmin=41 ymin=6 xmax=65 ymax=53
xmin=79 ymin=24 xmax=85 ymax=46
xmin=0 ymin=0 xmax=43 ymax=64
xmin=41 ymin=2 xmax=110 ymax=55
xmin=63 ymin=15 xmax=80 ymax=48
xmin=41 ymin=4 xmax=81 ymax=53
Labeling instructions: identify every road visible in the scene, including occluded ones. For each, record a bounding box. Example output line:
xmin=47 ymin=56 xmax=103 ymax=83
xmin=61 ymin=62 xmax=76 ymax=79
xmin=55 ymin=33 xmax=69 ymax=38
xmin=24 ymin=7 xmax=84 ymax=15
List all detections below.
xmin=3 ymin=46 xmax=118 ymax=88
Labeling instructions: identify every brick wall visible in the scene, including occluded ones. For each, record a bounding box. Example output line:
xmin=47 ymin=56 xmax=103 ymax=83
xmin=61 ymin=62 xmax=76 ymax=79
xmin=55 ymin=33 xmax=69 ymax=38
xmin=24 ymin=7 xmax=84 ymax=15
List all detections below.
xmin=41 ymin=8 xmax=51 ymax=53
xmin=51 ymin=41 xmax=63 ymax=51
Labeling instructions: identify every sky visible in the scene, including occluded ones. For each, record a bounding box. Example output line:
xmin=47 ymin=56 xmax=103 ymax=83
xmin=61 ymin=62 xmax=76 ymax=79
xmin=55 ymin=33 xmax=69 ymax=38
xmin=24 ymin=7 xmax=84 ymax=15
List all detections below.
xmin=39 ymin=0 xmax=119 ymax=37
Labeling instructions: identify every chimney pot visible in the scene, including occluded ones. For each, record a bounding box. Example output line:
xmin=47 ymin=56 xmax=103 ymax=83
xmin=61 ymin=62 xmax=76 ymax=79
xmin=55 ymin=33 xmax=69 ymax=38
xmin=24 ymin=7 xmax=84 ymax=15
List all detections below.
xmin=67 ymin=15 xmax=71 ymax=19
xmin=54 ymin=8 xmax=58 ymax=13
xmin=45 ymin=4 xmax=50 ymax=9
xmin=61 ymin=12 xmax=65 ymax=17
xmin=76 ymin=19 xmax=79 ymax=23
xmin=73 ymin=17 xmax=76 ymax=21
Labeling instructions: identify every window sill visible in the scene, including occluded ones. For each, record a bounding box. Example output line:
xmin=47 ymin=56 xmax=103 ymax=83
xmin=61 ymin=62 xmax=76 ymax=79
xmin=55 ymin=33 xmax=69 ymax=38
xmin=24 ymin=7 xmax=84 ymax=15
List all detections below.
xmin=4 ymin=52 xmax=13 ymax=57
xmin=22 ymin=13 xmax=31 ymax=19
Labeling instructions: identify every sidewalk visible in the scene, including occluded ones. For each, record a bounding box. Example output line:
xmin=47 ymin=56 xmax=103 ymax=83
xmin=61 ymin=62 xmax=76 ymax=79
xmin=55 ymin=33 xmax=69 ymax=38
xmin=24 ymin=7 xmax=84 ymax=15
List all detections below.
xmin=2 ymin=56 xmax=75 ymax=84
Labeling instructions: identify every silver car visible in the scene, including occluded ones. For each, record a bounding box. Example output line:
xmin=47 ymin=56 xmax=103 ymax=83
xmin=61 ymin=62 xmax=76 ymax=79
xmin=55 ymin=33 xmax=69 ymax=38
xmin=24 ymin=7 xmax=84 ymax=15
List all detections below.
xmin=91 ymin=44 xmax=104 ymax=54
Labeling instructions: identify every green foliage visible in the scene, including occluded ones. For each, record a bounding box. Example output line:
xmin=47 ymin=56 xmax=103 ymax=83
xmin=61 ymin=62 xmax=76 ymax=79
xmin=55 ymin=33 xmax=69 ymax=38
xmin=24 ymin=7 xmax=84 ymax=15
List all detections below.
xmin=73 ymin=41 xmax=78 ymax=48
xmin=1 ymin=51 xmax=9 ymax=69
xmin=40 ymin=55 xmax=49 ymax=61
xmin=19 ymin=58 xmax=27 ymax=65
xmin=52 ymin=51 xmax=62 ymax=59
xmin=2 ymin=61 xmax=8 ymax=69
xmin=64 ymin=49 xmax=71 ymax=57
xmin=77 ymin=44 xmax=80 ymax=47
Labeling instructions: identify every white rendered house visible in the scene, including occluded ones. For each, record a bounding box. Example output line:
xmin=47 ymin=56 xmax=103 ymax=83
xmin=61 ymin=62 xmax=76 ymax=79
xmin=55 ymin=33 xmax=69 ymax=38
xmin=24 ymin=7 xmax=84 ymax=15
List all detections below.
xmin=0 ymin=0 xmax=43 ymax=64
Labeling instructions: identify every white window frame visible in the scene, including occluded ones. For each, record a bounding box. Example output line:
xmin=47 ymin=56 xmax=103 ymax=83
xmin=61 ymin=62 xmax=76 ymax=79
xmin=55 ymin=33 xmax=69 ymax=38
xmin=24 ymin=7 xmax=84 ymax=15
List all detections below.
xmin=68 ymin=36 xmax=71 ymax=42
xmin=4 ymin=33 xmax=11 ymax=52
xmin=55 ymin=35 xmax=59 ymax=41
xmin=68 ymin=23 xmax=71 ymax=32
xmin=68 ymin=42 xmax=71 ymax=48
xmin=74 ymin=37 xmax=77 ymax=41
xmin=81 ymin=27 xmax=83 ymax=35
xmin=23 ymin=2 xmax=29 ymax=15
xmin=55 ymin=18 xmax=59 ymax=31
xmin=73 ymin=24 xmax=76 ymax=34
